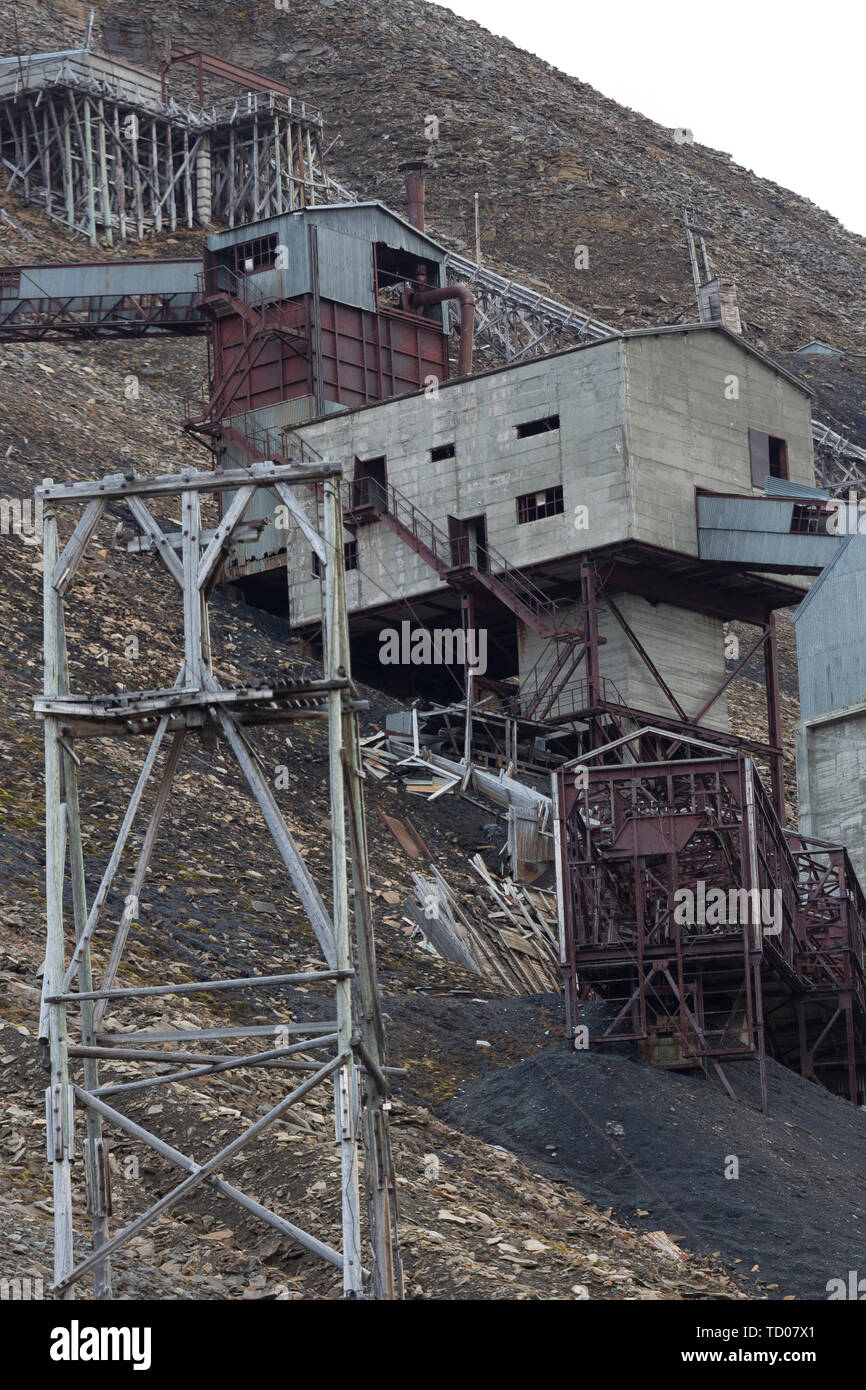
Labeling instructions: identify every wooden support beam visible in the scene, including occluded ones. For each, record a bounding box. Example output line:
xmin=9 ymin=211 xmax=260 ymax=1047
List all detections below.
xmin=52 ymin=1053 xmax=348 ymax=1295
xmin=196 ymin=483 xmax=255 ymax=591
xmin=323 ymin=478 xmax=363 ymax=1296
xmin=72 ymin=1084 xmax=345 ymax=1270
xmin=273 ymin=480 xmax=327 ymax=564
xmin=41 ymin=492 xmax=75 ymax=1296
xmin=61 ymin=714 xmax=172 ymax=991
xmin=53 ymin=498 xmax=106 ymax=594
xmin=39 ymin=459 xmax=339 ymax=502
xmin=207 ymin=683 xmax=337 ymax=969
xmin=126 ymin=496 xmax=184 ymax=587
xmin=93 ymin=728 xmax=185 ymax=1030
xmin=96 ymin=100 xmax=113 ymax=245
xmin=182 ymin=489 xmax=202 ymax=689
xmin=82 ymin=97 xmax=97 ymax=246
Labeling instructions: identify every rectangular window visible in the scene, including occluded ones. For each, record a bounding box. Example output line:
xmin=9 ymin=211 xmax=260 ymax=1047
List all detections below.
xmin=749 ymin=428 xmax=789 ymax=486
xmin=431 ymin=443 xmax=456 ymax=462
xmin=313 ymin=540 xmax=357 ymax=577
xmin=790 ymin=504 xmax=825 ymax=535
xmin=516 ymin=414 xmax=560 ymax=439
xmin=233 ymin=233 xmax=278 ymax=275
xmin=516 ymin=486 xmax=564 ymax=524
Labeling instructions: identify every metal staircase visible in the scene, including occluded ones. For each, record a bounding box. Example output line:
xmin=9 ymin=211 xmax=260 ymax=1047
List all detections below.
xmin=343 ymin=474 xmax=581 ymax=641
xmin=183 ymin=266 xmax=308 ymax=443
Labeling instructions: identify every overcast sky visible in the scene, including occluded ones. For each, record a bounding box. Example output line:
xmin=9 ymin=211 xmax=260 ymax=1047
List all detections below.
xmin=433 ymin=0 xmax=866 ymax=237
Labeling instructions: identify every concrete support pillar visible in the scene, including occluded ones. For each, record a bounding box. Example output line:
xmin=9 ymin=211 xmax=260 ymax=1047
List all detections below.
xmin=196 ymin=137 xmax=212 ymax=225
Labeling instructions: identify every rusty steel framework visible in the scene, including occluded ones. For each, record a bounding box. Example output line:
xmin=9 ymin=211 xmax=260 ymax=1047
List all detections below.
xmin=0 ymin=262 xmax=207 ymax=342
xmin=337 ymin=512 xmax=789 ymax=817
xmin=0 ymin=49 xmax=326 ymax=246
xmin=552 ymin=732 xmax=866 ymax=1110
xmin=518 ymin=556 xmax=788 ymax=820
xmin=35 ymin=459 xmax=400 ymax=1300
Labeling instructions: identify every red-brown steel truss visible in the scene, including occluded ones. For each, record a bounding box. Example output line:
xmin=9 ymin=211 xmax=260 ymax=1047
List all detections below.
xmin=553 ymin=736 xmax=866 ymax=1110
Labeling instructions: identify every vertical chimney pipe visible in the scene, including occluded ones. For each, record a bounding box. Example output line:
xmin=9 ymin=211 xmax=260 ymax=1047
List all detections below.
xmin=401 ymin=162 xmax=427 ymax=232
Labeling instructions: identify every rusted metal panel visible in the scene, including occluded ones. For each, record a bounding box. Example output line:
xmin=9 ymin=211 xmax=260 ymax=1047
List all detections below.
xmin=209 ymin=290 xmax=447 ymax=421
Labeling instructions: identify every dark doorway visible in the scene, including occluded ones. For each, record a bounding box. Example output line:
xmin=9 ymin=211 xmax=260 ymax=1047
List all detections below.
xmin=749 ymin=429 xmax=789 ymax=486
xmin=448 ymin=513 xmax=488 ymax=570
xmin=353 ymin=455 xmax=388 ymax=510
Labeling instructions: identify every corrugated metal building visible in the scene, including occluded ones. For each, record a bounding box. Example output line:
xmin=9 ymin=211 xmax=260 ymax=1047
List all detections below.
xmin=794 ymin=535 xmax=866 ymax=890
xmin=205 ymin=204 xmax=451 ymax=422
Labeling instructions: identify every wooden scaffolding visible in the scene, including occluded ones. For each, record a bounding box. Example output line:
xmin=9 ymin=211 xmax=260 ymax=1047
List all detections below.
xmin=35 ymin=458 xmax=400 ymax=1300
xmin=0 ymin=50 xmax=327 ymax=245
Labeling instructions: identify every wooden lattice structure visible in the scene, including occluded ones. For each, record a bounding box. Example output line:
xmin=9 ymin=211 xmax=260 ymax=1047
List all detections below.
xmin=0 ymin=48 xmax=327 ymax=245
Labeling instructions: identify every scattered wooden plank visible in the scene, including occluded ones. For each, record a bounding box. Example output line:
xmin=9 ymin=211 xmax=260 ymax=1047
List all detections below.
xmin=375 ymin=808 xmax=425 ymax=860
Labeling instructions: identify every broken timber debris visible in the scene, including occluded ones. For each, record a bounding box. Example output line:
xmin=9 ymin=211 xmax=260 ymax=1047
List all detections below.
xmin=403 ymin=858 xmax=560 ymax=995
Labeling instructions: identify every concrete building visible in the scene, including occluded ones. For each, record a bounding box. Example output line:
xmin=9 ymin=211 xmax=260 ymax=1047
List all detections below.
xmin=226 ymin=322 xmax=817 ymax=755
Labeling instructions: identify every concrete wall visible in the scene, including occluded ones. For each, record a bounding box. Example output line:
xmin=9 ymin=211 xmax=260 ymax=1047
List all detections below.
xmin=517 ymin=591 xmax=728 ymax=730
xmin=280 ymin=329 xmax=813 ymax=629
xmin=224 ymin=328 xmax=809 ymax=733
xmin=617 ymin=593 xmax=728 ymax=732
xmin=284 ymin=337 xmax=629 ymax=624
xmin=623 ymin=328 xmax=816 ymax=557
xmin=797 ymin=708 xmax=866 ymax=893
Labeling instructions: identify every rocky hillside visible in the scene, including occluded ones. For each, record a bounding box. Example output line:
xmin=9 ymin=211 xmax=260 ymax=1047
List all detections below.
xmin=0 ymin=0 xmax=863 ymax=1303
xmin=4 ymin=0 xmax=866 ymax=372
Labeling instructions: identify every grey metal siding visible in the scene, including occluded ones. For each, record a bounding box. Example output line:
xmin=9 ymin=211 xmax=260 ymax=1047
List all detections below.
xmin=794 ymin=540 xmax=866 ymax=719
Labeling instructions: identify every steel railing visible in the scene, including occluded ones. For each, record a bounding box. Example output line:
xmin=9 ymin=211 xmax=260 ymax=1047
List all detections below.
xmin=343 ymin=475 xmax=570 ymax=632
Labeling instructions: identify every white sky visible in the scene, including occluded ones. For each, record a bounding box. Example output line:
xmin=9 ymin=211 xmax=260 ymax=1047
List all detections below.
xmin=433 ymin=0 xmax=866 ymax=236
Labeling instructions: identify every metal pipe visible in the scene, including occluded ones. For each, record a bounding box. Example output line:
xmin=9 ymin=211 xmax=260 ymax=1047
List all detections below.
xmin=402 ymin=163 xmax=426 ymax=232
xmin=410 ymin=284 xmax=475 ymax=375
xmin=399 ymin=161 xmax=475 ymax=373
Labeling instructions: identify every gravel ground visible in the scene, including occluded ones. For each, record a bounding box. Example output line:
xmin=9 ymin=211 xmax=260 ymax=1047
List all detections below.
xmin=444 ymin=1048 xmax=866 ymax=1299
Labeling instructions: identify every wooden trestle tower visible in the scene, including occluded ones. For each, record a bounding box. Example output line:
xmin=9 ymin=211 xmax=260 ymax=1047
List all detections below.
xmin=35 ymin=459 xmax=400 ymax=1299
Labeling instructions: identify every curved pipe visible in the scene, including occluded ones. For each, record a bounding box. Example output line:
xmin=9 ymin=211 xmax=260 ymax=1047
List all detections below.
xmin=409 ymin=284 xmax=475 ymax=376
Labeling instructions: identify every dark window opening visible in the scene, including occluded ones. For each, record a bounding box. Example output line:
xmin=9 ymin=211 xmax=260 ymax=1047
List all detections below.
xmin=374 ymin=243 xmax=442 ymax=322
xmin=517 ymin=486 xmax=564 ymax=524
xmin=790 ymin=504 xmax=826 ymax=535
xmin=431 ymin=443 xmax=456 ymax=462
xmin=749 ymin=428 xmax=789 ymax=486
xmin=233 ymin=233 xmax=278 ymax=275
xmin=352 ymin=455 xmax=388 ymax=511
xmin=0 ymin=268 xmax=21 ymax=296
xmin=516 ymin=414 xmax=560 ymax=439
xmin=313 ymin=540 xmax=357 ymax=578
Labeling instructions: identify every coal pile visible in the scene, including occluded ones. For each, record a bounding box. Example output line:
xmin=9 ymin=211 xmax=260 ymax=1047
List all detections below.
xmin=445 ymin=1048 xmax=866 ymax=1298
